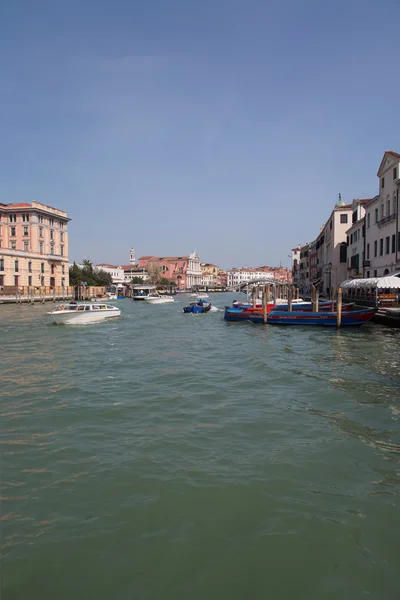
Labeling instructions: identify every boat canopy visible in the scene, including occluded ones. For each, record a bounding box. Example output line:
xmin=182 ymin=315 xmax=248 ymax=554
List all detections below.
xmin=341 ymin=273 xmax=400 ymax=290
xmin=132 ymin=285 xmax=156 ymax=290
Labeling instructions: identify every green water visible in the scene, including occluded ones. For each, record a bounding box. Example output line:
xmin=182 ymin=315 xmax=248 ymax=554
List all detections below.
xmin=1 ymin=293 xmax=400 ymax=599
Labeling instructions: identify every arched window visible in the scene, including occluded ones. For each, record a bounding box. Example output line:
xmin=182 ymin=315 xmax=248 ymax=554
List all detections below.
xmin=384 ymin=268 xmax=390 ymax=276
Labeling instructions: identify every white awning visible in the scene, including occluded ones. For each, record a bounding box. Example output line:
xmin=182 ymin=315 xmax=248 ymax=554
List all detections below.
xmin=341 ymin=273 xmax=400 ymax=290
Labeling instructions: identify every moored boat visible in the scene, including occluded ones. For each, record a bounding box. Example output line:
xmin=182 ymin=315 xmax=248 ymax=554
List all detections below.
xmin=48 ymin=302 xmax=121 ymax=325
xmin=231 ymin=300 xmax=355 ymax=313
xmin=224 ymin=306 xmax=377 ymax=326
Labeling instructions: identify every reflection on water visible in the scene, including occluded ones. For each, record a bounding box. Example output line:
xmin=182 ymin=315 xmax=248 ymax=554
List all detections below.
xmin=1 ymin=296 xmax=400 ymax=598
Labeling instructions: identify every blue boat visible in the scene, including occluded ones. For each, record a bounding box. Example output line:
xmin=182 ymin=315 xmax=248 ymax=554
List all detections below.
xmin=224 ymin=306 xmax=377 ymax=326
xmin=183 ymin=299 xmax=212 ymax=314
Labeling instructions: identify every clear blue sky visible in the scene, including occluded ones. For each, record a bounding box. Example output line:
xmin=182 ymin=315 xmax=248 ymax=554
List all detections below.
xmin=1 ymin=0 xmax=399 ymax=269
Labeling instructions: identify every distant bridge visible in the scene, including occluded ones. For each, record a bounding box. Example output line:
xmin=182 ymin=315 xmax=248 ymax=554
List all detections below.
xmin=226 ymin=278 xmax=292 ymax=292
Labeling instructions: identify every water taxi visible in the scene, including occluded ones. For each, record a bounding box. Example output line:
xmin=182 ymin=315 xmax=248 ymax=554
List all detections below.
xmin=48 ymin=302 xmax=121 ymax=325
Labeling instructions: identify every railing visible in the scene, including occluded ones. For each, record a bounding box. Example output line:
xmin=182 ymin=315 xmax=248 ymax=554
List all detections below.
xmin=377 ymin=213 xmax=396 ymax=227
xmin=0 ymin=285 xmax=74 ymax=297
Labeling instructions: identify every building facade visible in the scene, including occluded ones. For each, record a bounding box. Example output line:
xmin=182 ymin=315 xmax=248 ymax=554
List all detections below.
xmin=363 ymin=151 xmax=400 ymax=277
xmin=0 ymin=201 xmax=70 ymax=288
xmin=291 ymin=245 xmax=301 ymax=288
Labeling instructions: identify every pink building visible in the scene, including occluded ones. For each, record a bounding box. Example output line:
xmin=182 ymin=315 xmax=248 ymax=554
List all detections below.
xmin=138 ymin=255 xmax=189 ymax=288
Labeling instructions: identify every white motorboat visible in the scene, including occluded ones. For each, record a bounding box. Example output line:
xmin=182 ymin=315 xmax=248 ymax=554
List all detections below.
xmin=107 ymin=293 xmax=117 ymax=300
xmin=48 ymin=302 xmax=121 ymax=325
xmin=144 ymin=293 xmax=174 ymax=304
xmin=190 ymin=292 xmax=209 ymax=299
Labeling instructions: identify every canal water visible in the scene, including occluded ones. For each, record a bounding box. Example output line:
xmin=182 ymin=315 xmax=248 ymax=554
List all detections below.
xmin=1 ymin=293 xmax=400 ymax=599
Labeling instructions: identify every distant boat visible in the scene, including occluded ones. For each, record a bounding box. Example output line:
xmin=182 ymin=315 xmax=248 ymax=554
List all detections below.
xmin=190 ymin=292 xmax=209 ymax=299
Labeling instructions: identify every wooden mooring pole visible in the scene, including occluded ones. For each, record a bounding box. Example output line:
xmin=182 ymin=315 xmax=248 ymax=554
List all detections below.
xmin=311 ymin=285 xmax=316 ymax=312
xmin=288 ymin=285 xmax=293 ymax=312
xmin=315 ymin=286 xmax=319 ymax=312
xmin=337 ymin=287 xmax=342 ymax=328
xmin=252 ymin=286 xmax=257 ymax=309
xmin=331 ymin=286 xmax=335 ymax=312
xmin=262 ymin=285 xmax=268 ymax=324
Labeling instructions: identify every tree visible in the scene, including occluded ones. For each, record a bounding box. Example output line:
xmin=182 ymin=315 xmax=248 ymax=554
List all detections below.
xmin=131 ymin=276 xmax=145 ymax=284
xmin=69 ymin=260 xmax=112 ymax=287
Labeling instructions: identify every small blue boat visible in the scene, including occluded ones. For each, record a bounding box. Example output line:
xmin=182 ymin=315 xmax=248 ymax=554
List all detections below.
xmin=183 ymin=299 xmax=211 ymax=314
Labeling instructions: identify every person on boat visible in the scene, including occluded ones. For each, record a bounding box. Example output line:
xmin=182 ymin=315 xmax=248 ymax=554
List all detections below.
xmin=69 ymin=300 xmax=77 ymax=307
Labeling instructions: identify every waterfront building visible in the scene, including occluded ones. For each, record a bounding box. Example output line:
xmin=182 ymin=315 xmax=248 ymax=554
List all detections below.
xmin=320 ymin=197 xmax=352 ymax=294
xmin=0 ymin=201 xmax=70 ymax=288
xmin=298 ymin=243 xmax=311 ymax=295
xmin=138 ymin=252 xmax=202 ymax=289
xmin=227 ymin=268 xmax=275 ymax=288
xmin=291 ymin=245 xmax=301 ymax=288
xmin=95 ymin=264 xmax=125 ymax=284
xmin=363 ymin=151 xmax=400 ymax=278
xmin=200 ymin=262 xmax=219 ymax=287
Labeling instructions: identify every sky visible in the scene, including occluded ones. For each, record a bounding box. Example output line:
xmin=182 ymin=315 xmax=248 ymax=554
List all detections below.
xmin=1 ymin=0 xmax=399 ymax=269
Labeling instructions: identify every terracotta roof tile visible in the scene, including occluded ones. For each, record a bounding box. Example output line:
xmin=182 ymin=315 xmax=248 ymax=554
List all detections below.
xmin=0 ymin=202 xmax=32 ymax=208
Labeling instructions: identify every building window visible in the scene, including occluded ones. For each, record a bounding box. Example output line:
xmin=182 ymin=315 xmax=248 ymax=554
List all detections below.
xmin=11 ymin=241 xmax=16 ymax=250
xmin=28 ymin=261 xmax=32 ymax=272
xmin=367 ymin=213 xmax=370 ymax=228
xmin=339 ymin=243 xmax=347 ymax=263
xmin=50 ymin=229 xmax=54 ymax=240
xmin=380 ymin=238 xmax=383 ymax=256
xmin=15 ymin=260 xmax=19 ymax=272
xmin=366 ymin=270 xmax=370 ymax=278
xmin=381 ymin=177 xmax=385 ymax=189
xmin=392 ymin=234 xmax=396 ymax=253
xmin=24 ymin=241 xmax=29 ymax=251
xmin=0 ymin=258 xmax=4 ymax=271
xmin=61 ymin=278 xmax=65 ymax=286
xmin=387 ymin=200 xmax=391 ymax=216
xmin=385 ymin=236 xmax=390 ymax=254
xmin=374 ymin=240 xmax=377 ymax=257
xmin=51 ymin=264 xmax=55 ymax=275
xmin=62 ymin=263 xmax=65 ymax=274
xmin=394 ymin=167 xmax=397 ymax=180
xmin=23 ymin=226 xmax=29 ymax=236
xmin=49 ymin=218 xmax=54 ymax=226
xmin=10 ymin=227 xmax=16 ymax=237
xmin=60 ymin=221 xmax=64 ymax=229
xmin=350 ymin=233 xmax=353 ymax=245
xmin=14 ymin=275 xmax=19 ymax=287
xmin=38 ymin=215 xmax=43 ymax=224
xmin=0 ymin=275 xmax=3 ymax=286
xmin=39 ymin=227 xmax=43 ymax=237
xmin=41 ymin=262 xmax=45 ymax=274
xmin=60 ymin=231 xmax=64 ymax=242
xmin=381 ymin=204 xmax=384 ymax=219
xmin=398 ymin=232 xmax=400 ymax=252
xmin=28 ymin=275 xmax=32 ymax=286
xmin=366 ymin=243 xmax=370 ymax=259
xmin=9 ymin=214 xmax=16 ymax=222
xmin=374 ymin=269 xmax=377 ymax=277
xmin=39 ymin=242 xmax=44 ymax=253
xmin=22 ymin=213 xmax=30 ymax=222
xmin=60 ymin=245 xmax=64 ymax=257
xmin=50 ymin=243 xmax=54 ymax=255
xmin=330 ymin=220 xmax=332 ymax=230
xmin=375 ymin=208 xmax=378 ymax=223
xmin=340 ymin=214 xmax=348 ymax=224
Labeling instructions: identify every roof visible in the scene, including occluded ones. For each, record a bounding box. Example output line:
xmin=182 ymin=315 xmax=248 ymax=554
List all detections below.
xmin=377 ymin=150 xmax=400 ymax=176
xmin=341 ymin=273 xmax=400 ymax=290
xmin=141 ymin=256 xmax=188 ymax=262
xmin=0 ymin=202 xmax=32 ymax=208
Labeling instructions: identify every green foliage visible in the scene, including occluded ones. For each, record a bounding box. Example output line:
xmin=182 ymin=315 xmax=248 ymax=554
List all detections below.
xmin=131 ymin=276 xmax=145 ymax=284
xmin=69 ymin=260 xmax=112 ymax=287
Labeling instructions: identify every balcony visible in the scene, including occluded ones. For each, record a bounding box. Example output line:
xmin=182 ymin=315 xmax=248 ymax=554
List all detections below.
xmin=377 ymin=213 xmax=396 ymax=227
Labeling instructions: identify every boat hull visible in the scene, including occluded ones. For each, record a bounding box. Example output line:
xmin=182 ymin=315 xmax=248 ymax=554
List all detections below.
xmin=224 ymin=307 xmax=377 ymax=326
xmin=183 ymin=302 xmax=211 ymax=313
xmin=144 ymin=296 xmax=174 ymax=304
xmin=49 ymin=310 xmax=121 ymax=325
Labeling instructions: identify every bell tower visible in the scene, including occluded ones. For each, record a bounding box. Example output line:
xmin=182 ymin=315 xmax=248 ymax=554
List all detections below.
xmin=130 ymin=248 xmax=136 ymax=265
